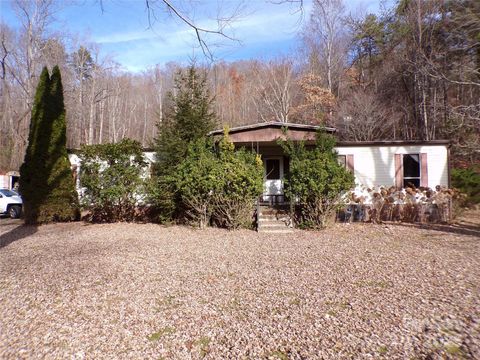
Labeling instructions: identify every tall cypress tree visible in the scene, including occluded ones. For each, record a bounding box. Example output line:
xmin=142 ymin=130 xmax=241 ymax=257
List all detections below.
xmin=19 ymin=66 xmax=80 ymax=224
xmin=19 ymin=67 xmax=51 ymax=224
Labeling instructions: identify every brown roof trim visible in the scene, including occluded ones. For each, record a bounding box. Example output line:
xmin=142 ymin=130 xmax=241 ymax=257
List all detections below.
xmin=67 ymin=148 xmax=156 ymax=153
xmin=336 ymin=140 xmax=450 ymax=147
xmin=209 ymin=122 xmax=336 ymax=136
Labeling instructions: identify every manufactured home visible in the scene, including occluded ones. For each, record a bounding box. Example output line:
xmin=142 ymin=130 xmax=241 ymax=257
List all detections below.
xmin=68 ymin=122 xmax=450 ymax=207
xmin=0 ymin=171 xmax=20 ymax=191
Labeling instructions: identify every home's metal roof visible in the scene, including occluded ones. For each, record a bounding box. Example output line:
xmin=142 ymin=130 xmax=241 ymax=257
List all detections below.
xmin=209 ymin=122 xmax=336 ymax=136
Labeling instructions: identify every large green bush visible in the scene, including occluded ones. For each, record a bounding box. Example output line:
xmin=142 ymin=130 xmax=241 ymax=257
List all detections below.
xmin=19 ymin=66 xmax=80 ymax=224
xmin=79 ymin=139 xmax=147 ymax=222
xmin=174 ymin=139 xmax=220 ymax=228
xmin=282 ymin=131 xmax=355 ymax=229
xmin=174 ymin=131 xmax=263 ymax=229
xmin=211 ymin=131 xmax=264 ymax=229
xmin=451 ymin=166 xmax=480 ymax=206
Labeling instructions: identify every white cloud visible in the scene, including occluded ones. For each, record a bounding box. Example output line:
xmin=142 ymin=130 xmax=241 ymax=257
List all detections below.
xmin=91 ymin=0 xmax=391 ymax=71
xmin=94 ymin=30 xmax=159 ymax=44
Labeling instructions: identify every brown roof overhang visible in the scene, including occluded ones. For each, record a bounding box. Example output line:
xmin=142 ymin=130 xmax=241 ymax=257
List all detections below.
xmin=209 ymin=122 xmax=336 ymax=136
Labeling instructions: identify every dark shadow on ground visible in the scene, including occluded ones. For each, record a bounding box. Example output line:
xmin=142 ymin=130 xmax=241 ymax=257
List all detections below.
xmin=392 ymin=221 xmax=480 ymax=238
xmin=0 ymin=224 xmax=38 ymax=248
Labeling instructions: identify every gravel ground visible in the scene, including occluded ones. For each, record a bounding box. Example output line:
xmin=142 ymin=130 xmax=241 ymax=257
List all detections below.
xmin=1 ymin=214 xmax=479 ymax=359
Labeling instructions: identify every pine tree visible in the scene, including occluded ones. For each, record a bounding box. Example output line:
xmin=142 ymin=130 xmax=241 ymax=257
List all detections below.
xmin=19 ymin=66 xmax=80 ymax=224
xmin=153 ymin=65 xmax=217 ymax=176
xmin=150 ymin=65 xmax=217 ymax=221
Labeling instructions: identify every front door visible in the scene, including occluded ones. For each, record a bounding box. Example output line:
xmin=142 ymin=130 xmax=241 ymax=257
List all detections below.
xmin=263 ymin=157 xmax=283 ymax=203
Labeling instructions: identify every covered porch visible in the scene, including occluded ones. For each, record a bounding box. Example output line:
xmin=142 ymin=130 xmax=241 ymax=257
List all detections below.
xmin=210 ymin=122 xmax=336 ymax=206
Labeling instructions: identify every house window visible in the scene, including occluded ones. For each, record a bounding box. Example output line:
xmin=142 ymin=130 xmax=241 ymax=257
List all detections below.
xmin=337 ymin=155 xmax=346 ymax=168
xmin=266 ymin=159 xmax=280 ymax=180
xmin=403 ymin=154 xmax=420 ymax=188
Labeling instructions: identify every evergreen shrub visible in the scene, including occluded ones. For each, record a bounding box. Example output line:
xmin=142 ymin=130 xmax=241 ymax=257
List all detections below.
xmin=451 ymin=166 xmax=480 ymax=206
xmin=282 ymin=131 xmax=355 ymax=229
xmin=211 ymin=131 xmax=264 ymax=229
xmin=79 ymin=139 xmax=147 ymax=222
xmin=175 ymin=131 xmax=263 ymax=229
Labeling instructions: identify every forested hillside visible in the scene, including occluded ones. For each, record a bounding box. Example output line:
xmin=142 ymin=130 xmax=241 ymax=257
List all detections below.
xmin=1 ymin=0 xmax=479 ymax=171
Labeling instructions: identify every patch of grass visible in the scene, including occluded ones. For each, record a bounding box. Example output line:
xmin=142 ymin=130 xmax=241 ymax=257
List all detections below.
xmin=339 ymin=301 xmax=351 ymax=309
xmin=444 ymin=343 xmax=463 ymax=357
xmin=147 ymin=327 xmax=176 ymax=341
xmin=155 ymin=295 xmax=181 ymax=311
xmin=324 ymin=299 xmax=352 ymax=312
xmin=270 ymin=350 xmax=289 ymax=360
xmin=289 ymin=297 xmax=301 ymax=306
xmin=271 ymin=307 xmax=282 ymax=315
xmin=58 ymin=340 xmax=69 ymax=350
xmin=106 ymin=295 xmax=126 ymax=310
xmin=195 ymin=336 xmax=211 ymax=358
xmin=355 ymin=280 xmax=392 ymax=289
xmin=230 ymin=297 xmax=241 ymax=308
xmin=195 ymin=336 xmax=211 ymax=347
xmin=161 ymin=295 xmax=177 ymax=305
xmin=440 ymin=327 xmax=456 ymax=335
xmin=220 ymin=297 xmax=242 ymax=312
xmin=378 ymin=345 xmax=388 ymax=355
xmin=326 ymin=310 xmax=337 ymax=317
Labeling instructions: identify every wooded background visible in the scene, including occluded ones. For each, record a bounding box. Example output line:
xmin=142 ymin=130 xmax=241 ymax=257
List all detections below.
xmin=1 ymin=0 xmax=479 ymax=171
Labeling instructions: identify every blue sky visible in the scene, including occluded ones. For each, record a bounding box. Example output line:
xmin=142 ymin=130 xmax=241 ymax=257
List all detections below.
xmin=0 ymin=0 xmax=389 ymax=72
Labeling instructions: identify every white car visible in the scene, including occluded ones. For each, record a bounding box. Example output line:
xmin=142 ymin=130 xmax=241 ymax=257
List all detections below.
xmin=0 ymin=189 xmax=23 ymax=219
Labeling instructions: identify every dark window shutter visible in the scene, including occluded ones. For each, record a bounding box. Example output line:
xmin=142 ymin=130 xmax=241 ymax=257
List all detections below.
xmin=420 ymin=153 xmax=428 ymax=187
xmin=346 ymin=154 xmax=354 ymax=172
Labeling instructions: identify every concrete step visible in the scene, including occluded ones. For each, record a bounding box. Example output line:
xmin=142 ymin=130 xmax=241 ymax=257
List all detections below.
xmin=258 ymin=215 xmax=283 ymax=221
xmin=257 ymin=217 xmax=293 ymax=233
xmin=260 ymin=210 xmax=290 ymax=216
xmin=257 ymin=205 xmax=293 ymax=232
xmin=259 ymin=221 xmax=289 ymax=228
xmin=260 ymin=214 xmax=288 ymax=219
xmin=259 ymin=228 xmax=295 ymax=234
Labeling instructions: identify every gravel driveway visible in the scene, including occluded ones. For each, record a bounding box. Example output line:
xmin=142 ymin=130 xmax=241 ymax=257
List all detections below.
xmin=1 ymin=216 xmax=479 ymax=359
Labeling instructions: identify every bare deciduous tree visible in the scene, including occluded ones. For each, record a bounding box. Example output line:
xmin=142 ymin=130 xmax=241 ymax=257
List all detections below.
xmin=337 ymin=89 xmax=392 ymax=141
xmin=251 ymin=58 xmax=297 ymax=123
xmin=1 ymin=0 xmax=60 ymax=169
xmin=301 ymin=0 xmax=348 ymax=95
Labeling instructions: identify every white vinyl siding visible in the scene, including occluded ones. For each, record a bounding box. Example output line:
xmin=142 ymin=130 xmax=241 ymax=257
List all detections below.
xmin=334 ymin=145 xmax=448 ymax=188
xmin=0 ymin=176 xmax=9 ymax=189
